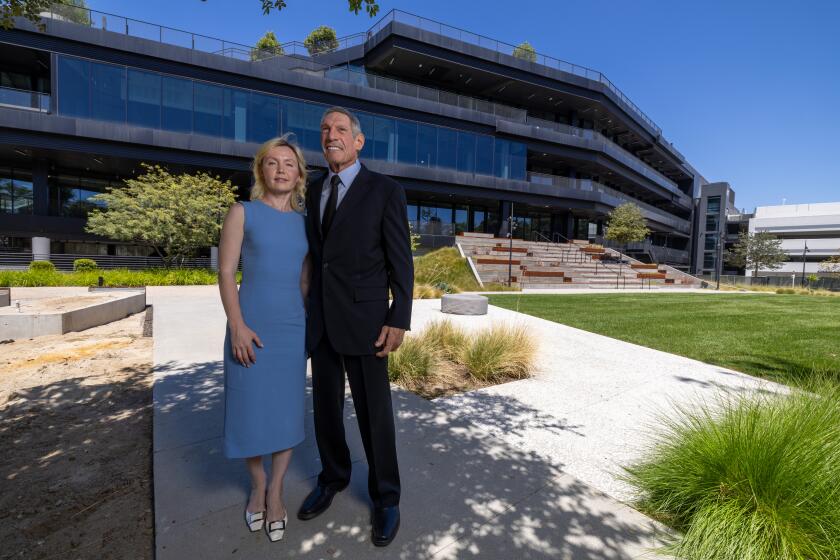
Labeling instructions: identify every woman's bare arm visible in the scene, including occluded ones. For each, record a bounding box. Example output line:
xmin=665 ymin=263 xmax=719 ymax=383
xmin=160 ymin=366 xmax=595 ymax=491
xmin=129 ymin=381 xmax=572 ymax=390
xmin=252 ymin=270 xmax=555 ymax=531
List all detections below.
xmin=219 ymin=203 xmax=262 ymax=366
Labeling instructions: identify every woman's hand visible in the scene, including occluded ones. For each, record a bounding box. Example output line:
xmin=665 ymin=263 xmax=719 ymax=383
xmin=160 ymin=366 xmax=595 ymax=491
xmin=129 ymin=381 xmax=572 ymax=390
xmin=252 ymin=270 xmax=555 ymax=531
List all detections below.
xmin=230 ymin=323 xmax=263 ymax=367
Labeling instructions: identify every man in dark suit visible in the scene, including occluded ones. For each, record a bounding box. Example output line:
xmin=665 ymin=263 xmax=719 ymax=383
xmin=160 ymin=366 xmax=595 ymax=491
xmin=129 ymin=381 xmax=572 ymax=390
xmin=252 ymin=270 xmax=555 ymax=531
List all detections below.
xmin=298 ymin=106 xmax=413 ymax=547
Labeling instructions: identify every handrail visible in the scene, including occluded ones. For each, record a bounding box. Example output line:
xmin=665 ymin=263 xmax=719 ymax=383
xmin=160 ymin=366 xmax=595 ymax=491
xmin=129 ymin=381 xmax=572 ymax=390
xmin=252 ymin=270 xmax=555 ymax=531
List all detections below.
xmin=369 ymin=9 xmax=664 ymax=137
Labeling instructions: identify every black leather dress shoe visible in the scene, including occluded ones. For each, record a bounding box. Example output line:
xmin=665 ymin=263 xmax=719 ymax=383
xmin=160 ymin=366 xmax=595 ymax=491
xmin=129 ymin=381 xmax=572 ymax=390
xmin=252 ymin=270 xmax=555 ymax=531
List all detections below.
xmin=371 ymin=505 xmax=400 ymax=547
xmin=297 ymin=483 xmax=347 ymax=521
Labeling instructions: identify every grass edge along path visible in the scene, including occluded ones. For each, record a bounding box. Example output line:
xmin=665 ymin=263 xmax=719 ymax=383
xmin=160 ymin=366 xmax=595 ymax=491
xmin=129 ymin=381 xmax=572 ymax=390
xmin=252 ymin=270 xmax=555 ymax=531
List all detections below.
xmin=487 ymin=292 xmax=840 ymax=389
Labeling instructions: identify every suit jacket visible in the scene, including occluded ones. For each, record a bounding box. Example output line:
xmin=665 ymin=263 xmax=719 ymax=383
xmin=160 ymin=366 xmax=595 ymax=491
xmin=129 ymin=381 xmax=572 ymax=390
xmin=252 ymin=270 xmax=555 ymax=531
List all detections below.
xmin=305 ymin=163 xmax=414 ymax=356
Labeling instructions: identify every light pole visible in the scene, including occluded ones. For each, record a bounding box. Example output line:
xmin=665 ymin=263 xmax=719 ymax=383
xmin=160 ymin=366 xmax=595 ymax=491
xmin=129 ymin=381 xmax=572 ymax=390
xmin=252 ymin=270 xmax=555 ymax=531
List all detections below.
xmin=801 ymin=241 xmax=809 ymax=288
xmin=507 ymin=203 xmax=515 ymax=287
xmin=715 ymin=224 xmax=724 ymax=290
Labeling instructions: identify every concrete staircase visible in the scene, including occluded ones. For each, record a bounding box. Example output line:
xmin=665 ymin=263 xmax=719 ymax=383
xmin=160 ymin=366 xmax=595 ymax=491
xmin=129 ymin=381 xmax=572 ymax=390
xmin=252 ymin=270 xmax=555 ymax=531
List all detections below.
xmin=456 ymin=232 xmax=703 ymax=290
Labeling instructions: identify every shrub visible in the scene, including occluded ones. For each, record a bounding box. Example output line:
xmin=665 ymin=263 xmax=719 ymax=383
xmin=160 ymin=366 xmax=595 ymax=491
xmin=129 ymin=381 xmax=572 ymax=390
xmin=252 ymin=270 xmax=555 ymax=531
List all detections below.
xmin=413 ymin=283 xmax=444 ymax=299
xmin=73 ymin=258 xmax=98 ymax=272
xmin=387 ymin=334 xmax=440 ymax=390
xmin=29 ymin=260 xmax=55 ymax=272
xmin=623 ymin=385 xmax=840 ymax=560
xmin=461 ymin=324 xmax=537 ymax=382
xmin=421 ymin=320 xmax=468 ymax=363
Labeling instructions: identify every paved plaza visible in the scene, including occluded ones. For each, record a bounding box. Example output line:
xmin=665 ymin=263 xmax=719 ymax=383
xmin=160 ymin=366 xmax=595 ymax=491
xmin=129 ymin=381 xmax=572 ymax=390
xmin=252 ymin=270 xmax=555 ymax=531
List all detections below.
xmin=148 ymin=286 xmax=778 ymax=559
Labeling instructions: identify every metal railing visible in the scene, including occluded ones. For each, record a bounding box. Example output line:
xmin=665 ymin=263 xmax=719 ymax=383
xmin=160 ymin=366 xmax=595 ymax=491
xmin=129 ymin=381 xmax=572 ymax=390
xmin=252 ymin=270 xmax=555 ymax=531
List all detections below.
xmin=0 ymin=252 xmax=212 ymax=271
xmin=526 ymin=116 xmax=684 ymax=196
xmin=325 ymin=64 xmax=527 ymax=122
xmin=36 ymin=4 xmax=690 ymax=200
xmin=368 ymin=9 xmax=664 ymax=136
xmin=527 ymin=172 xmax=690 ymax=234
xmin=0 ymin=86 xmax=50 ymax=112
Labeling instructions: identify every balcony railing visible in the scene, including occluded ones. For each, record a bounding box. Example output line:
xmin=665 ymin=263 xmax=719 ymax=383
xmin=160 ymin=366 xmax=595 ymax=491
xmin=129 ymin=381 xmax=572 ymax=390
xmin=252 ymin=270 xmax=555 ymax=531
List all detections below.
xmin=368 ymin=10 xmax=663 ymax=136
xmin=324 ymin=64 xmax=527 ymax=122
xmin=526 ymin=116 xmax=684 ymax=197
xmin=528 ymin=172 xmax=690 ymax=233
xmin=0 ymin=86 xmax=50 ymax=112
xmin=35 ymin=5 xmax=689 ymax=193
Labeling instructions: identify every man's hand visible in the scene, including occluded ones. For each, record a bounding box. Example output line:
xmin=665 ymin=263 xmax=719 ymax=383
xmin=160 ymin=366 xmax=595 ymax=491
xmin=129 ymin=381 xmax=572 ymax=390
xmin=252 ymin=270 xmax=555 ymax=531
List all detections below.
xmin=374 ymin=325 xmax=405 ymax=358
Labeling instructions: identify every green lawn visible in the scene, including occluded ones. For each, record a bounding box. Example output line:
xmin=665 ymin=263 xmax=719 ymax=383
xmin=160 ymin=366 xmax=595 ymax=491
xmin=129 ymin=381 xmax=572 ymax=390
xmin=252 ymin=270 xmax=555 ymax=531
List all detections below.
xmin=488 ymin=293 xmax=840 ymax=388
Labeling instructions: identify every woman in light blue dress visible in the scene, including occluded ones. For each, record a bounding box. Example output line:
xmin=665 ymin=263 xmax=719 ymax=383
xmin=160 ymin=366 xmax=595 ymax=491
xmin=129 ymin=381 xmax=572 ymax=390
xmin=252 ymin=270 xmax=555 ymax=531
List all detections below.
xmin=218 ymin=135 xmax=310 ymax=542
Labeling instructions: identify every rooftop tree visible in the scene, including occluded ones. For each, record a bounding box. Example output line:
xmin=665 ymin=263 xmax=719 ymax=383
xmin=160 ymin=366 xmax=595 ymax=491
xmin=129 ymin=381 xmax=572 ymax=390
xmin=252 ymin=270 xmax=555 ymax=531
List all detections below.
xmin=513 ymin=41 xmax=537 ymax=63
xmin=251 ymin=30 xmax=283 ymax=61
xmin=304 ymin=25 xmax=339 ymax=55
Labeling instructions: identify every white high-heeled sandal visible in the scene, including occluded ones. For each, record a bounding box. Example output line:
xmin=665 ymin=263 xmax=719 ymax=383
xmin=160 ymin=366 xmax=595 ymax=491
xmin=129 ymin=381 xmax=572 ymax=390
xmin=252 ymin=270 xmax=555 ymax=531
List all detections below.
xmin=265 ymin=513 xmax=288 ymax=542
xmin=245 ymin=509 xmax=265 ymax=532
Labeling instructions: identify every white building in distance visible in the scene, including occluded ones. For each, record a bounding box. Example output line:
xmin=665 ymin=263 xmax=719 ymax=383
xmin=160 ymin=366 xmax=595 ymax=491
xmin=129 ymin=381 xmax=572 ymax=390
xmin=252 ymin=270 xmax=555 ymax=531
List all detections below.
xmin=747 ymin=202 xmax=840 ymax=277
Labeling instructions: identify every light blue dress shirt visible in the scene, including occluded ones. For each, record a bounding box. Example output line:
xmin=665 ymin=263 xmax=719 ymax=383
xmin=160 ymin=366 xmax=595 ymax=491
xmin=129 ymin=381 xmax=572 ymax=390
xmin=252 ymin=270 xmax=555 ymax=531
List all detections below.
xmin=319 ymin=159 xmax=361 ymax=224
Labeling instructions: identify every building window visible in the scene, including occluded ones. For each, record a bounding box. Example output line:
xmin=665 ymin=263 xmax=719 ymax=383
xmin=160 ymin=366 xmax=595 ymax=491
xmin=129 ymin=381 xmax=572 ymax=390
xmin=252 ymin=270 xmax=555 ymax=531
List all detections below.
xmin=396 ymin=120 xmax=418 ymax=165
xmin=194 ymin=82 xmax=224 ymax=138
xmin=0 ymin=168 xmax=34 ymax=214
xmin=454 ymin=205 xmax=469 ymax=234
xmin=456 ymin=132 xmax=476 ymax=174
xmin=90 ymin=62 xmax=126 ymax=123
xmin=703 ymin=252 xmax=716 ymax=270
xmin=706 ymin=196 xmax=721 ymax=214
xmin=48 ymin=173 xmax=110 ymax=218
xmin=704 ymin=233 xmax=717 ymax=251
xmin=247 ymin=92 xmax=278 ymax=144
xmin=419 ymin=204 xmax=453 ymax=235
xmin=127 ymin=69 xmax=161 ymax=128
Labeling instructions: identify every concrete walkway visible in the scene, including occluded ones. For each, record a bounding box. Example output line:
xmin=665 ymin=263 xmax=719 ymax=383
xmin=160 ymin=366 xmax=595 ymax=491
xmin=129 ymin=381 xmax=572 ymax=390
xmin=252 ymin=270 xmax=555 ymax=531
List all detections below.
xmin=149 ymin=286 xmax=678 ymax=559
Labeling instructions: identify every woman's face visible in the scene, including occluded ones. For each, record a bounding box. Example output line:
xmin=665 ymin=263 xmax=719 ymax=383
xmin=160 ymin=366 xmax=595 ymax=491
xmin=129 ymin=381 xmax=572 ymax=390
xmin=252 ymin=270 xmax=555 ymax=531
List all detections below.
xmin=261 ymin=145 xmax=300 ymax=195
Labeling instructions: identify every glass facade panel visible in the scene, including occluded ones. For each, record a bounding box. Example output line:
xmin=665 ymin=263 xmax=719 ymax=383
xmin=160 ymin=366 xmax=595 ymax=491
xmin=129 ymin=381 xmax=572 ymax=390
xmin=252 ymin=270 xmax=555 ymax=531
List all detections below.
xmin=127 ymin=69 xmax=161 ymax=128
xmin=0 ymin=169 xmax=33 ymax=215
xmin=705 ymin=214 xmax=719 ymax=231
xmin=475 ymin=135 xmax=494 ymax=176
xmin=90 ymin=62 xmax=126 ymax=122
xmin=194 ymin=82 xmax=223 ymax=137
xmin=162 ymin=76 xmax=193 ymax=133
xmin=372 ymin=116 xmax=395 ymax=162
xmin=419 ymin=204 xmax=453 ymax=235
xmin=0 ymin=170 xmax=12 ymax=214
xmin=416 ymin=124 xmax=437 ymax=167
xmin=223 ymin=88 xmax=248 ymax=142
xmin=707 ymin=196 xmax=721 ymax=214
xmin=48 ymin=174 xmax=109 ymax=218
xmin=396 ymin=120 xmax=418 ymax=165
xmin=54 ymin=55 xmax=530 ymax=183
xmin=454 ymin=205 xmax=469 ymax=234
xmin=283 ymin=99 xmax=322 ymax=151
xmin=456 ymin=132 xmax=476 ymax=174
xmin=437 ymin=128 xmax=457 ymax=170
xmin=471 ymin=208 xmax=486 ymax=232
xmin=57 ymin=56 xmax=90 ymax=118
xmin=509 ymin=141 xmax=527 ymax=180
xmin=357 ymin=112 xmax=374 ymax=160
xmin=247 ymin=92 xmax=278 ymax=143
xmin=704 ymin=233 xmax=717 ymax=251
xmin=703 ymin=252 xmax=716 ymax=269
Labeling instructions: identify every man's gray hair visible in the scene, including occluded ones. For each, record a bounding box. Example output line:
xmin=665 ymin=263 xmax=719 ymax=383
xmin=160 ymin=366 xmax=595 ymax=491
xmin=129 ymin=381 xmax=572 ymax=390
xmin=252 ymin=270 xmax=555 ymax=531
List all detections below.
xmin=321 ymin=106 xmax=363 ymax=138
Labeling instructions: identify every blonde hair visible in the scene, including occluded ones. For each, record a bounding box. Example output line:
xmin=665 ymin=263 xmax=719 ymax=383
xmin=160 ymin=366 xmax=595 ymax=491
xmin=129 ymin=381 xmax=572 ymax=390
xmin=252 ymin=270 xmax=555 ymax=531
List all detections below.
xmin=250 ymin=135 xmax=307 ymax=212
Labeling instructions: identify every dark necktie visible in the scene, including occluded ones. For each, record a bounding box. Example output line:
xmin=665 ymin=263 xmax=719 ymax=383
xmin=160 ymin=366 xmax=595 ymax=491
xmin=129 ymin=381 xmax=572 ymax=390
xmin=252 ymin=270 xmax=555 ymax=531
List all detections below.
xmin=322 ymin=174 xmax=340 ymax=236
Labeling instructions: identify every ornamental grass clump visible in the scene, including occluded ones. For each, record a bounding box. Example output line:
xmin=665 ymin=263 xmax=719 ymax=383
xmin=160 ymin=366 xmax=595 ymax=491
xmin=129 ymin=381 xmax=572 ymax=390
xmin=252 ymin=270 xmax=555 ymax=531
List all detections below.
xmin=421 ymin=319 xmax=469 ymax=363
xmin=387 ymin=334 xmax=440 ymax=390
xmin=461 ymin=324 xmax=536 ymax=382
xmin=623 ymin=383 xmax=840 ymax=560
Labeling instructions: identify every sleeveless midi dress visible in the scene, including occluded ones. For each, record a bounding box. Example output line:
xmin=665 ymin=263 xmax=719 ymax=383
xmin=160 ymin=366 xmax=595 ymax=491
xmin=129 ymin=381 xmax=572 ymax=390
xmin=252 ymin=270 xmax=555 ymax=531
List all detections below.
xmin=223 ymin=199 xmax=308 ymax=458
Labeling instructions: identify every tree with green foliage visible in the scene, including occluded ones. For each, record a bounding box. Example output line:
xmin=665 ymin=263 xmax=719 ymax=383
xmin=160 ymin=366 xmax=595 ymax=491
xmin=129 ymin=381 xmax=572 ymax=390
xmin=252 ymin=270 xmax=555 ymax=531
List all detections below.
xmin=604 ymin=203 xmax=650 ymax=251
xmin=3 ymin=0 xmax=379 ymax=30
xmin=1 ymin=0 xmax=89 ymax=30
xmin=818 ymin=255 xmax=840 ymax=276
xmin=304 ymin=25 xmax=339 ymax=55
xmin=250 ymin=30 xmax=283 ymax=61
xmin=85 ymin=164 xmax=237 ymax=268
xmin=513 ymin=41 xmax=537 ymax=63
xmin=724 ymin=231 xmax=787 ymax=277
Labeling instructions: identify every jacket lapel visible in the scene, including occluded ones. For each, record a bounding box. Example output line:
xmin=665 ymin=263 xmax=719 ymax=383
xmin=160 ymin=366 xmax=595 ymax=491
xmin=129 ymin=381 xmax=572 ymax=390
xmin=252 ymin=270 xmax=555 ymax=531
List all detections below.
xmin=307 ymin=171 xmax=326 ymax=241
xmin=326 ymin=164 xmax=372 ymax=237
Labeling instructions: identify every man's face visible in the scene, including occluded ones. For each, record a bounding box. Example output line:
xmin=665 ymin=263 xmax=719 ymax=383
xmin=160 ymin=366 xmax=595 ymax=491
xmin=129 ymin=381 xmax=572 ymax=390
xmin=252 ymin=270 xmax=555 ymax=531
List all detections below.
xmin=321 ymin=112 xmax=365 ymax=172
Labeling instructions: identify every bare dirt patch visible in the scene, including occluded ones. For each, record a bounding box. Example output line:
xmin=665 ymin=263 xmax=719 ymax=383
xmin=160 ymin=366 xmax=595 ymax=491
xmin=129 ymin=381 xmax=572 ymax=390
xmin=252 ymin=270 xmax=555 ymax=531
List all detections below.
xmin=0 ymin=309 xmax=154 ymax=559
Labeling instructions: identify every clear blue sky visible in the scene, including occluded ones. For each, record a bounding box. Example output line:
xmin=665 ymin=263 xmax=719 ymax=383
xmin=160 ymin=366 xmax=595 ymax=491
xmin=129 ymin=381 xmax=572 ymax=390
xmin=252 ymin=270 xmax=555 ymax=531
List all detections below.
xmin=86 ymin=0 xmax=840 ymax=212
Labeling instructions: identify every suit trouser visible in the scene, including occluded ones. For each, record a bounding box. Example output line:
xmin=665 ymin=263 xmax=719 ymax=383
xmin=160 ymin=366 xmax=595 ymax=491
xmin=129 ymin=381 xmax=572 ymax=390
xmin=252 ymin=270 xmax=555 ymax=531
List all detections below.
xmin=311 ymin=336 xmax=401 ymax=508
